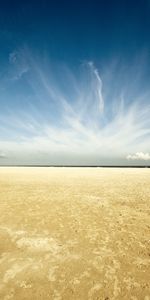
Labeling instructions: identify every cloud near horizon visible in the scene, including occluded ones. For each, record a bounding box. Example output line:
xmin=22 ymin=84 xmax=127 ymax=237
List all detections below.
xmin=0 ymin=152 xmax=6 ymax=159
xmin=0 ymin=49 xmax=150 ymax=165
xmin=127 ymin=152 xmax=150 ymax=161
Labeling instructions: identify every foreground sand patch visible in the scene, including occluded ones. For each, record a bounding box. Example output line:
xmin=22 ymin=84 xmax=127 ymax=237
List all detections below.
xmin=16 ymin=237 xmax=60 ymax=253
xmin=0 ymin=167 xmax=150 ymax=299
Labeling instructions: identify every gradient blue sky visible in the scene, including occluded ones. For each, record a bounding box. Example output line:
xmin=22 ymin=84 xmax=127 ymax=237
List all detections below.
xmin=0 ymin=0 xmax=150 ymax=165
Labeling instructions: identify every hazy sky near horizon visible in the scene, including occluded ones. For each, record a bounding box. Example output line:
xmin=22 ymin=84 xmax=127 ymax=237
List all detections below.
xmin=0 ymin=0 xmax=150 ymax=165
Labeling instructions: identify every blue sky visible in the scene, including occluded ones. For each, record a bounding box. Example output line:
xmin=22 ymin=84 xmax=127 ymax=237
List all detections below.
xmin=0 ymin=0 xmax=150 ymax=165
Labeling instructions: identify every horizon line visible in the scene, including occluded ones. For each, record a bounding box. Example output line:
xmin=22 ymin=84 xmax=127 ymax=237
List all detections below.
xmin=0 ymin=165 xmax=149 ymax=168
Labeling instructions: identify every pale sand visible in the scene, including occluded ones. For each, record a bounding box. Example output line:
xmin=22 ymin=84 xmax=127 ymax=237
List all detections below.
xmin=0 ymin=167 xmax=149 ymax=300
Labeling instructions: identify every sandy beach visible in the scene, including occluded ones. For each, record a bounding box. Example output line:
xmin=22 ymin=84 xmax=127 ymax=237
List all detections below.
xmin=0 ymin=167 xmax=149 ymax=300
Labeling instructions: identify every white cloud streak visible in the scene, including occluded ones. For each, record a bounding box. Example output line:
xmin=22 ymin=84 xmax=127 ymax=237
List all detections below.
xmin=0 ymin=50 xmax=150 ymax=164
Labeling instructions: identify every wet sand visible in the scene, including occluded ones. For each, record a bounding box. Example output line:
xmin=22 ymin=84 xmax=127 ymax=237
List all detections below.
xmin=0 ymin=167 xmax=150 ymax=300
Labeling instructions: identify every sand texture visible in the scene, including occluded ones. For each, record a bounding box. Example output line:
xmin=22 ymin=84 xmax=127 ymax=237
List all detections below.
xmin=0 ymin=167 xmax=150 ymax=300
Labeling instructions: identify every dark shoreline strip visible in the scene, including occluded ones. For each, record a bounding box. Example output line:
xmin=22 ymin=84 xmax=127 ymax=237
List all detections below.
xmin=0 ymin=165 xmax=149 ymax=168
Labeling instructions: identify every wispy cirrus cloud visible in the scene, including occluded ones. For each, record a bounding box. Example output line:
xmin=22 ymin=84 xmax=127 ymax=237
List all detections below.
xmin=9 ymin=51 xmax=18 ymax=64
xmin=0 ymin=49 xmax=150 ymax=165
xmin=8 ymin=49 xmax=29 ymax=81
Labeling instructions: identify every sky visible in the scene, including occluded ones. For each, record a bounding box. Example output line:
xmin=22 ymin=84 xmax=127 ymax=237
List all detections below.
xmin=0 ymin=0 xmax=150 ymax=165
